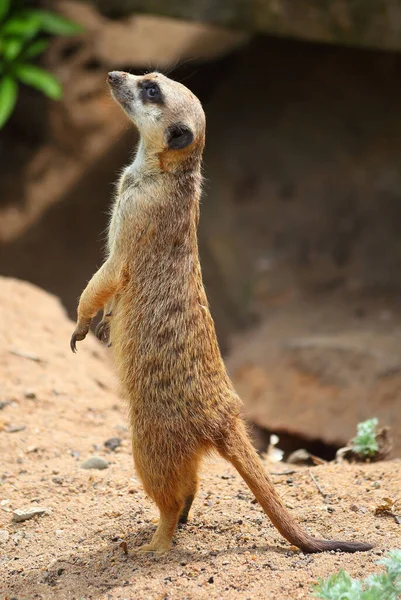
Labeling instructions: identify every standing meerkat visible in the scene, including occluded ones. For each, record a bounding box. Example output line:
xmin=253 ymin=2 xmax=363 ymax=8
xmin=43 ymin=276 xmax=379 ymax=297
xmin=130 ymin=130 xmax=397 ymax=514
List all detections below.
xmin=71 ymin=71 xmax=372 ymax=555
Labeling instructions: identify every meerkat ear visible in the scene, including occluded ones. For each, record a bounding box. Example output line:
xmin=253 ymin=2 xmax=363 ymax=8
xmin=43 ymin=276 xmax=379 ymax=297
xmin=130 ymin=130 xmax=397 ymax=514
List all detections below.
xmin=165 ymin=124 xmax=194 ymax=150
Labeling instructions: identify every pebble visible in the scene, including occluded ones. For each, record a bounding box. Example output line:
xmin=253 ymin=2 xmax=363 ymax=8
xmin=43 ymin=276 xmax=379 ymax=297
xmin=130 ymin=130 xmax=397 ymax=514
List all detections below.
xmin=104 ymin=437 xmax=122 ymax=452
xmin=287 ymin=449 xmax=311 ymax=465
xmin=6 ymin=424 xmax=26 ymax=433
xmin=0 ymin=529 xmax=9 ymax=544
xmin=81 ymin=456 xmax=109 ymax=470
xmin=24 ymin=390 xmax=36 ymax=399
xmin=12 ymin=507 xmax=50 ymax=522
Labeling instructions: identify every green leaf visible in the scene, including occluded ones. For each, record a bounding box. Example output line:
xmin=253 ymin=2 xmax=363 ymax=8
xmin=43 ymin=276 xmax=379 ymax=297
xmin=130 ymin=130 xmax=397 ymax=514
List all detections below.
xmin=14 ymin=64 xmax=62 ymax=100
xmin=313 ymin=570 xmax=363 ymax=599
xmin=23 ymin=9 xmax=83 ymax=36
xmin=23 ymin=38 xmax=49 ymax=59
xmin=3 ymin=36 xmax=24 ymax=61
xmin=0 ymin=74 xmax=17 ymax=128
xmin=352 ymin=418 xmax=379 ymax=457
xmin=1 ymin=14 xmax=40 ymax=39
xmin=0 ymin=0 xmax=10 ymax=23
xmin=312 ymin=550 xmax=401 ymax=600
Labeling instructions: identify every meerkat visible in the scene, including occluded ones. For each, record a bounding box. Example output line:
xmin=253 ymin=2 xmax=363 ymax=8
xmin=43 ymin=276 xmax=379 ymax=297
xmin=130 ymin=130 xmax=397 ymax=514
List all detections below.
xmin=70 ymin=71 xmax=372 ymax=555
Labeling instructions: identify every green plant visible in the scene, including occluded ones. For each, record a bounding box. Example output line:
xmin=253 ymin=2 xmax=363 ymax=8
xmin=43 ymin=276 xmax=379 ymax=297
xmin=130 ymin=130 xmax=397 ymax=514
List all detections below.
xmin=0 ymin=0 xmax=82 ymax=128
xmin=313 ymin=550 xmax=401 ymax=600
xmin=352 ymin=417 xmax=379 ymax=458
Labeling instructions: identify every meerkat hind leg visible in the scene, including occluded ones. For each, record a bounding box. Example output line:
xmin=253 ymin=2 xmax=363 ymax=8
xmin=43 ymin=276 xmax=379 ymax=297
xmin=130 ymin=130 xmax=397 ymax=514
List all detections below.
xmin=178 ymin=474 xmax=198 ymax=524
xmin=133 ymin=499 xmax=184 ymax=555
xmin=178 ymin=493 xmax=195 ymax=525
xmin=133 ymin=460 xmax=200 ymax=554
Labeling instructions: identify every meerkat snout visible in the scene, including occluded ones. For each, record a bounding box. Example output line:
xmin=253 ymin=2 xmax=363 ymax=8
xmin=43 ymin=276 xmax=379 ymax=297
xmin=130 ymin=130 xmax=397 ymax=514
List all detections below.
xmin=107 ymin=71 xmax=127 ymax=86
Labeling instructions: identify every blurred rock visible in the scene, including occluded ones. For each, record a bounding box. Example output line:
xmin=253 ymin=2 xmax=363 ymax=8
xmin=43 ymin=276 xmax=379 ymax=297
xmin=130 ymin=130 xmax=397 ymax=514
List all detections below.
xmin=81 ymin=456 xmax=109 ymax=470
xmin=104 ymin=437 xmax=121 ymax=451
xmin=13 ymin=507 xmax=50 ymax=523
xmin=228 ymin=303 xmax=401 ymax=456
xmin=85 ymin=0 xmax=401 ymax=53
xmin=287 ymin=449 xmax=312 ymax=465
xmin=59 ymin=1 xmax=248 ymax=67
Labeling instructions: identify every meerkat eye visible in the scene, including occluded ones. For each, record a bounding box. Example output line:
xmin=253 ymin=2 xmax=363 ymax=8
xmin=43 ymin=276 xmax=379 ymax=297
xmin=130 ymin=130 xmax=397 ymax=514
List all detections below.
xmin=147 ymin=86 xmax=158 ymax=99
xmin=139 ymin=81 xmax=163 ymax=104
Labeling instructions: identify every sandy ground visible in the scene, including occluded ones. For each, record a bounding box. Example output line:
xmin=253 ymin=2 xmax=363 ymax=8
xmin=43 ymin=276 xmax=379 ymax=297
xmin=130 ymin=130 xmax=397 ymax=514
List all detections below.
xmin=1 ymin=277 xmax=401 ymax=600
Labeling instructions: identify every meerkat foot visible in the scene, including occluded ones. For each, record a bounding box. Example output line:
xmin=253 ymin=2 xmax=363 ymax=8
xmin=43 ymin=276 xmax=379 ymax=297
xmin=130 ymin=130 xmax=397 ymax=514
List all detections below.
xmin=133 ymin=541 xmax=171 ymax=555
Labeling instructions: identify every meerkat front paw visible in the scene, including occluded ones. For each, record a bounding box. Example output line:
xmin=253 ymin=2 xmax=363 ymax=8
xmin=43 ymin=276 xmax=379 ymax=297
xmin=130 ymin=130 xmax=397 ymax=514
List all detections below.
xmin=95 ymin=311 xmax=112 ymax=345
xmin=70 ymin=319 xmax=91 ymax=353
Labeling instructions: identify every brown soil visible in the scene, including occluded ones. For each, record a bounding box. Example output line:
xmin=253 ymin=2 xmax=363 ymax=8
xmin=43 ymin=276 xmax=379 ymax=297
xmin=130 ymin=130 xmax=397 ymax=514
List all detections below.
xmin=1 ymin=277 xmax=400 ymax=600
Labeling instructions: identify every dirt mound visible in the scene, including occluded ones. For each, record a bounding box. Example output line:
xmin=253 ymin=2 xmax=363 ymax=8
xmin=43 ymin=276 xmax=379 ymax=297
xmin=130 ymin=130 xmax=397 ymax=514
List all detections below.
xmin=0 ymin=277 xmax=400 ymax=599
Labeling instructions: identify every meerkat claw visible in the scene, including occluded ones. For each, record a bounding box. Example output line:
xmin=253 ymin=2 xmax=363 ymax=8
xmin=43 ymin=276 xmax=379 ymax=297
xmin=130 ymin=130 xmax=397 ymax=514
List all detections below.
xmin=70 ymin=333 xmax=78 ymax=353
xmin=70 ymin=327 xmax=89 ymax=353
xmin=95 ymin=320 xmax=110 ymax=344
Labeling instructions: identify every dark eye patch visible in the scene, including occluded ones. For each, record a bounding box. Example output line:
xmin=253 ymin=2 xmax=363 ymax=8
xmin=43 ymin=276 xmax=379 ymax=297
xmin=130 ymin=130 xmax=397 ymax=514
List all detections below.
xmin=138 ymin=80 xmax=164 ymax=105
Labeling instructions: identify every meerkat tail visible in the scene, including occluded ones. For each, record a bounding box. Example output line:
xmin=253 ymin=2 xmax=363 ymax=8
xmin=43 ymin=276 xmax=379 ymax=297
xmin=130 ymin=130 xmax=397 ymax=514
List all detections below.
xmin=217 ymin=422 xmax=373 ymax=553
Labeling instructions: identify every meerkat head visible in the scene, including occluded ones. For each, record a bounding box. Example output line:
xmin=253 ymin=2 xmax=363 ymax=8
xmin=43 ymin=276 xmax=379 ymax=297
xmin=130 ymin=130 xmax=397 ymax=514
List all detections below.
xmin=107 ymin=71 xmax=205 ymax=169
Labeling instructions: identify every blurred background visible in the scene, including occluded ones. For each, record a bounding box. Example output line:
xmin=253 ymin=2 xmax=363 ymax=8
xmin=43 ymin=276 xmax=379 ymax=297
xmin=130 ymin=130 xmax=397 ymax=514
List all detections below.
xmin=1 ymin=0 xmax=401 ymax=458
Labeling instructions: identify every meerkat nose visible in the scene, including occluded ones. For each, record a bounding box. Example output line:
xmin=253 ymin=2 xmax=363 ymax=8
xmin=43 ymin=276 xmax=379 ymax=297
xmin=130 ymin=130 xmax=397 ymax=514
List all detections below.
xmin=107 ymin=71 xmax=126 ymax=86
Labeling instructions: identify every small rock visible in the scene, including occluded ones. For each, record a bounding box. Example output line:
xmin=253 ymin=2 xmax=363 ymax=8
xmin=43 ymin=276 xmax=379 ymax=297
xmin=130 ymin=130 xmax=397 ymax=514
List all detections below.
xmin=287 ymin=449 xmax=311 ymax=465
xmin=6 ymin=424 xmax=26 ymax=433
xmin=52 ymin=477 xmax=64 ymax=485
xmin=81 ymin=456 xmax=109 ymax=470
xmin=104 ymin=437 xmax=122 ymax=452
xmin=0 ymin=529 xmax=9 ymax=544
xmin=24 ymin=390 xmax=36 ymax=399
xmin=0 ymin=400 xmax=11 ymax=410
xmin=372 ymin=481 xmax=381 ymax=489
xmin=208 ymin=576 xmax=214 ymax=584
xmin=12 ymin=507 xmax=50 ymax=522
